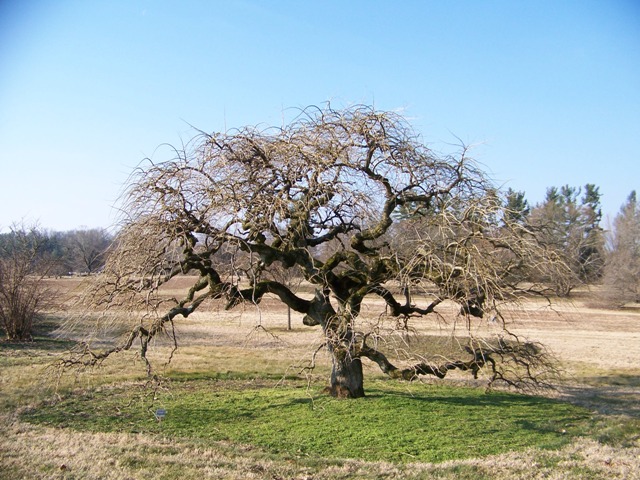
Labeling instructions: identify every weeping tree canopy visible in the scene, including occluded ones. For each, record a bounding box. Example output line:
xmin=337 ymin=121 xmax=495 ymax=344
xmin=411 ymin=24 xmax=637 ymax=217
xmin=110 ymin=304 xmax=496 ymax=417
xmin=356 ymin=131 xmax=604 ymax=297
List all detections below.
xmin=64 ymin=105 xmax=568 ymax=398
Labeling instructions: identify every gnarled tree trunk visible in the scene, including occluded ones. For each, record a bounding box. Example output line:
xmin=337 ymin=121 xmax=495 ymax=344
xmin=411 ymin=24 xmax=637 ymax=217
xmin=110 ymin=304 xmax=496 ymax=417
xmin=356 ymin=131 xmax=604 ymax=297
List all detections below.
xmin=303 ymin=290 xmax=366 ymax=398
xmin=327 ymin=347 xmax=364 ymax=398
xmin=324 ymin=309 xmax=365 ymax=398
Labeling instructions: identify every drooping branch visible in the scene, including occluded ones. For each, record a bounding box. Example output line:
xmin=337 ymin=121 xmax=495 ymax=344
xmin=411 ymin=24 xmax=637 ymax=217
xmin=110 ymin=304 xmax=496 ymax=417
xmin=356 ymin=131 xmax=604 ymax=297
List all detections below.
xmin=60 ymin=286 xmax=214 ymax=373
xmin=357 ymin=337 xmax=556 ymax=391
xmin=358 ymin=343 xmax=491 ymax=380
xmin=60 ymin=247 xmax=233 ymax=372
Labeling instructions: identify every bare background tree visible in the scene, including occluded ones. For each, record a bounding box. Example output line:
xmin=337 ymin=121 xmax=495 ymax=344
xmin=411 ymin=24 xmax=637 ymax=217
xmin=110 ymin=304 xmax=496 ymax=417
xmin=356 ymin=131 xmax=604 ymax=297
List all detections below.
xmin=62 ymin=228 xmax=112 ymax=274
xmin=62 ymin=105 xmax=570 ymax=397
xmin=601 ymin=191 xmax=640 ymax=306
xmin=0 ymin=228 xmax=113 ymax=277
xmin=0 ymin=224 xmax=54 ymax=341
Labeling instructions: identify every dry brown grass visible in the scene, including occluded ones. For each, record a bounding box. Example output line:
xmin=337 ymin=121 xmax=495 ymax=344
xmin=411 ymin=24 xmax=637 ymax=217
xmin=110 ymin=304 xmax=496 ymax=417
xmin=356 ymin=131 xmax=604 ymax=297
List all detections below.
xmin=1 ymin=278 xmax=639 ymax=479
xmin=1 ymin=415 xmax=638 ymax=479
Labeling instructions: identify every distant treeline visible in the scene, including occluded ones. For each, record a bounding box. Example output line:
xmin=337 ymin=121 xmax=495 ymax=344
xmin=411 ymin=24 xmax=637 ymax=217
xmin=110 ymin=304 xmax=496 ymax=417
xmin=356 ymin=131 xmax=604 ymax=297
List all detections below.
xmin=1 ymin=182 xmax=638 ymax=305
xmin=0 ymin=227 xmax=113 ymax=276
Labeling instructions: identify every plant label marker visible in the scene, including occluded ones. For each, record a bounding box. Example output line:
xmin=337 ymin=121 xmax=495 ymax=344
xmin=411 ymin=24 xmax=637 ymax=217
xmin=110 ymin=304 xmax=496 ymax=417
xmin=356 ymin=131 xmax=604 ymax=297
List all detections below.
xmin=155 ymin=408 xmax=167 ymax=422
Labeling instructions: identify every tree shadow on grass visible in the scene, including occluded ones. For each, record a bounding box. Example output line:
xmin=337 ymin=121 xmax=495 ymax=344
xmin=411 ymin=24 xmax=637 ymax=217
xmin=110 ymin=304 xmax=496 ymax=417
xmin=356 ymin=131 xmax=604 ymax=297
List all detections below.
xmin=363 ymin=387 xmax=559 ymax=409
xmin=0 ymin=315 xmax=76 ymax=353
xmin=558 ymin=376 xmax=640 ymax=417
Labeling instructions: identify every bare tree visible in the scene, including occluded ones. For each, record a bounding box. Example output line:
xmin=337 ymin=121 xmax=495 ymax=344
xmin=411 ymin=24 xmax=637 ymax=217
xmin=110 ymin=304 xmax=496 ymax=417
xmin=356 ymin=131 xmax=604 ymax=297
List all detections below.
xmin=601 ymin=191 xmax=640 ymax=306
xmin=0 ymin=224 xmax=53 ymax=341
xmin=65 ymin=228 xmax=113 ymax=274
xmin=63 ymin=105 xmax=567 ymax=397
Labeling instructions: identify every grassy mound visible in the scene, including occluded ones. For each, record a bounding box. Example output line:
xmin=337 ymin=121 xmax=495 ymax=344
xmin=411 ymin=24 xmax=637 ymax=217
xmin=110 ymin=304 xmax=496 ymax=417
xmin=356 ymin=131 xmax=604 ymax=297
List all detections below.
xmin=22 ymin=379 xmax=590 ymax=463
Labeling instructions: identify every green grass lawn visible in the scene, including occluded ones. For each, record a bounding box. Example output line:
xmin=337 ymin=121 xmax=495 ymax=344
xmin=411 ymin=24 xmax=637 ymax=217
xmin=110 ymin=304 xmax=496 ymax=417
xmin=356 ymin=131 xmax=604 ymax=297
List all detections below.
xmin=22 ymin=378 xmax=591 ymax=464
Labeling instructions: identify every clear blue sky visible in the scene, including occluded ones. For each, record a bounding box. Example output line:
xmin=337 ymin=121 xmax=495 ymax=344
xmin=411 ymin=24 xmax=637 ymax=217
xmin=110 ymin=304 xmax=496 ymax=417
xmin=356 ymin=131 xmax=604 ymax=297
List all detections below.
xmin=1 ymin=0 xmax=638 ymax=232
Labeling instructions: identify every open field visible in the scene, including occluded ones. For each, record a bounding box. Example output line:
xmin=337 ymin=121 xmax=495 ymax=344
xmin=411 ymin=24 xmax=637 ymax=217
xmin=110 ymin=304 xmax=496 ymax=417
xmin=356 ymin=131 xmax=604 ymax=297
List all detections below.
xmin=1 ymin=277 xmax=639 ymax=479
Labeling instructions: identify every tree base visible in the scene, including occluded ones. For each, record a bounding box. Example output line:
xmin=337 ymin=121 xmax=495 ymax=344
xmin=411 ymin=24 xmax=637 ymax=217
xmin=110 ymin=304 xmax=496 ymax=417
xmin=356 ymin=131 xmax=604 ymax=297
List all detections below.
xmin=322 ymin=384 xmax=365 ymax=399
xmin=325 ymin=355 xmax=366 ymax=399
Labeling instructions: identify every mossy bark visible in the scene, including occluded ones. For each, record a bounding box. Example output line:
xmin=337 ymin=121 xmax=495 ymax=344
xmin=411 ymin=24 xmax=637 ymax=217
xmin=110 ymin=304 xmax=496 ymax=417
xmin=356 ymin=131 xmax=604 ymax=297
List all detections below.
xmin=327 ymin=349 xmax=365 ymax=399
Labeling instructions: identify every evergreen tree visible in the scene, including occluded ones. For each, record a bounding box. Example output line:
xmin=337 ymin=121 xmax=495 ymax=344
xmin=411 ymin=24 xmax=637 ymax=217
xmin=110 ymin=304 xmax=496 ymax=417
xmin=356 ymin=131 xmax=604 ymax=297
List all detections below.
xmin=528 ymin=184 xmax=604 ymax=295
xmin=504 ymin=188 xmax=530 ymax=224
